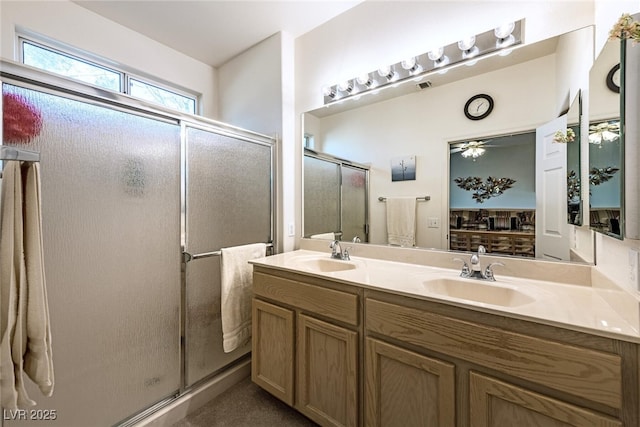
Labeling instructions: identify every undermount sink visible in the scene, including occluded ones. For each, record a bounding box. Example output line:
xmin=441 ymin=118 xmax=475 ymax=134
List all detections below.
xmin=290 ymin=257 xmax=358 ymax=273
xmin=423 ymin=277 xmax=535 ymax=307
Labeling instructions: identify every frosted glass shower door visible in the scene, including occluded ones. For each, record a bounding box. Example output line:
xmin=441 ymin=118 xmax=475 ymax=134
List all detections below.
xmin=2 ymin=84 xmax=182 ymax=426
xmin=304 ymin=155 xmax=341 ymax=237
xmin=341 ymin=165 xmax=368 ymax=242
xmin=184 ymin=126 xmax=272 ymax=387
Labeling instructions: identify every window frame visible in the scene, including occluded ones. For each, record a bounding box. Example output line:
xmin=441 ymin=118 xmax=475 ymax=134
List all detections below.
xmin=16 ymin=31 xmax=200 ymax=115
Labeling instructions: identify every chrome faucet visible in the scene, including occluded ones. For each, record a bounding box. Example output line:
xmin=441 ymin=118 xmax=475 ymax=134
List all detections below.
xmin=329 ymin=240 xmax=351 ymax=260
xmin=454 ymin=245 xmax=503 ymax=281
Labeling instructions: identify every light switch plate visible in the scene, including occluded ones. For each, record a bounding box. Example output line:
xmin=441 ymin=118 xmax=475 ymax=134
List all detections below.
xmin=427 ymin=217 xmax=440 ymax=228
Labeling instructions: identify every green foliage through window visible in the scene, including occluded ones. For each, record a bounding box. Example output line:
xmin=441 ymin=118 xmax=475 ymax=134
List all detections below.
xmin=20 ymin=38 xmax=197 ymax=115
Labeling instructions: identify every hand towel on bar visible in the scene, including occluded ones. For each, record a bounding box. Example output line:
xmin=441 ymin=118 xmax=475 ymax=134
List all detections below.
xmin=386 ymin=197 xmax=417 ymax=247
xmin=310 ymin=232 xmax=335 ymax=240
xmin=23 ymin=163 xmax=54 ymax=398
xmin=220 ymin=243 xmax=266 ymax=353
xmin=0 ymin=162 xmax=53 ymax=410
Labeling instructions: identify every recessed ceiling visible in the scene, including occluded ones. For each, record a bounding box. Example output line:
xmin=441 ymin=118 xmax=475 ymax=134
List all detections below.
xmin=73 ymin=0 xmax=363 ymax=67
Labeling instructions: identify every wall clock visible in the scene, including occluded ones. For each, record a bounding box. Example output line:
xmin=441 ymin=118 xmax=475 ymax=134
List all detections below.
xmin=464 ymin=94 xmax=494 ymax=120
xmin=606 ymin=63 xmax=620 ymax=93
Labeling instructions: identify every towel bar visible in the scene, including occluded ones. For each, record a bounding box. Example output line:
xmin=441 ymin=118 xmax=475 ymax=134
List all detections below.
xmin=183 ymin=242 xmax=273 ymax=263
xmin=378 ymin=196 xmax=430 ymax=202
xmin=1 ymin=146 xmax=40 ymax=162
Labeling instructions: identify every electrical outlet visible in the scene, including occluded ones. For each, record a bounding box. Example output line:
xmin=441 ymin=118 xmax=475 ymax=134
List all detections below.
xmin=427 ymin=217 xmax=440 ymax=228
xmin=287 ymin=222 xmax=295 ymax=237
xmin=629 ymin=249 xmax=640 ymax=291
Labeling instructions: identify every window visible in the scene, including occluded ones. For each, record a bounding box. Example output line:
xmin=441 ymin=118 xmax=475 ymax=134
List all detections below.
xmin=129 ymin=79 xmax=196 ymax=115
xmin=19 ymin=36 xmax=198 ymax=115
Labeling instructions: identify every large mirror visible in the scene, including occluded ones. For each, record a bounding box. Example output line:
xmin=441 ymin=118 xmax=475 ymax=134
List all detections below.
xmin=302 ymin=26 xmax=595 ymax=264
xmin=588 ymin=39 xmax=623 ymax=239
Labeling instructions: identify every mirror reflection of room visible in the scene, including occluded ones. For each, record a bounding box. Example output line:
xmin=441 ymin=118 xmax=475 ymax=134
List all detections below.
xmin=588 ymin=39 xmax=623 ymax=238
xmin=449 ymin=133 xmax=536 ymax=257
xmin=303 ymin=26 xmax=596 ymax=264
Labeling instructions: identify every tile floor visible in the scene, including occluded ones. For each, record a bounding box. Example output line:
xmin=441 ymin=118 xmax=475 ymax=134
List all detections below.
xmin=171 ymin=377 xmax=318 ymax=426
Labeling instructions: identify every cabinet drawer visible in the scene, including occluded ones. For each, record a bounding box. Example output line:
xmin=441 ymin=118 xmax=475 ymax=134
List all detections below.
xmin=254 ymin=272 xmax=359 ymax=326
xmin=366 ymin=299 xmax=622 ymax=409
xmin=470 ymin=372 xmax=622 ymax=427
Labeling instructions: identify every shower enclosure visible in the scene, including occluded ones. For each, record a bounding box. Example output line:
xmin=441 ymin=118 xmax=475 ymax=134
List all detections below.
xmin=303 ymin=148 xmax=369 ymax=243
xmin=0 ymin=62 xmax=275 ymax=426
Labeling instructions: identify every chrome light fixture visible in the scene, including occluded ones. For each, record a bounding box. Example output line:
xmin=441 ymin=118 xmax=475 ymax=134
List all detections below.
xmin=322 ymin=19 xmax=524 ymax=105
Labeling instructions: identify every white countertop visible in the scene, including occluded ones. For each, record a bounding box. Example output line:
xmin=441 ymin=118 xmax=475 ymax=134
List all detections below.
xmin=251 ymin=250 xmax=640 ymax=343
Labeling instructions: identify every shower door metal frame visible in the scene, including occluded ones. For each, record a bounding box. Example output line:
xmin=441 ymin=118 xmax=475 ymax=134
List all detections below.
xmin=302 ymin=147 xmax=370 ymax=242
xmin=0 ymin=60 xmax=277 ymax=427
xmin=179 ymin=120 xmax=275 ymax=391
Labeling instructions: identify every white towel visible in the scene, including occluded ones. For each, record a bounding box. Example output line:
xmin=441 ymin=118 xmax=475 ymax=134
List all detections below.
xmin=1 ymin=162 xmax=53 ymax=409
xmin=310 ymin=232 xmax=335 ymax=240
xmin=220 ymin=243 xmax=266 ymax=353
xmin=386 ymin=197 xmax=417 ymax=247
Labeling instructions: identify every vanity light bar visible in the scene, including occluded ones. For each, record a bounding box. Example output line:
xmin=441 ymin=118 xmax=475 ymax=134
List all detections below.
xmin=322 ymin=19 xmax=524 ymax=105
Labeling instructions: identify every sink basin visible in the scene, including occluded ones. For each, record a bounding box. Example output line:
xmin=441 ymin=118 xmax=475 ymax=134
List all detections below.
xmin=422 ymin=277 xmax=535 ymax=307
xmin=290 ymin=257 xmax=358 ymax=273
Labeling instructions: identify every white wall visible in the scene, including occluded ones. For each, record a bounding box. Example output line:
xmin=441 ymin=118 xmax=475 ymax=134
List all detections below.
xmin=0 ymin=1 xmax=217 ymax=118
xmin=218 ymin=31 xmax=297 ymax=252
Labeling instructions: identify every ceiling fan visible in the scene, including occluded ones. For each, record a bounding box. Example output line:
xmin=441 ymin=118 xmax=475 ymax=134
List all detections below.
xmin=450 ymin=140 xmax=496 ymax=159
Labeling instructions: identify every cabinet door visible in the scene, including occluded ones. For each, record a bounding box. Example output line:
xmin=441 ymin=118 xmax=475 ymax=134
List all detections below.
xmin=251 ymin=298 xmax=295 ymax=405
xmin=365 ymin=338 xmax=455 ymax=427
xmin=469 ymin=372 xmax=622 ymax=427
xmin=297 ymin=314 xmax=358 ymax=427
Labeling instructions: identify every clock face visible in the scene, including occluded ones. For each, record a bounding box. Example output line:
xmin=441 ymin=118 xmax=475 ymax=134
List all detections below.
xmin=464 ymin=94 xmax=494 ymax=120
xmin=606 ymin=64 xmax=620 ymax=93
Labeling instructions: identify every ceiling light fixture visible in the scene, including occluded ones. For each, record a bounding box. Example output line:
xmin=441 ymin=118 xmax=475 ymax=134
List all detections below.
xmin=589 ymin=121 xmax=620 ymax=145
xmin=321 ymin=19 xmax=524 ymax=105
xmin=460 ymin=141 xmax=486 ymax=160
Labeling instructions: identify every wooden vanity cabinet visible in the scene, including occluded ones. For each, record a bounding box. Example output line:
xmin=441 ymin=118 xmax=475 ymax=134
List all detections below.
xmin=251 ymin=268 xmax=361 ymax=427
xmin=365 ymin=337 xmax=456 ymax=427
xmin=251 ymin=265 xmax=638 ymax=427
xmin=469 ymin=373 xmax=622 ymax=427
xmin=364 ymin=291 xmax=636 ymax=427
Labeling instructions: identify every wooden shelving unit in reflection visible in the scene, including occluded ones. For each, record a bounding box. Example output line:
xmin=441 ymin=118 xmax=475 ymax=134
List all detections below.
xmin=449 ymin=229 xmax=535 ymax=257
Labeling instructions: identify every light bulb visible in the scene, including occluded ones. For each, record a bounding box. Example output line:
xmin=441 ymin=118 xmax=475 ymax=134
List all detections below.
xmin=494 ymin=22 xmax=515 ymax=39
xmin=377 ymin=65 xmax=397 ymax=81
xmin=458 ymin=36 xmax=476 ymax=52
xmin=322 ymin=85 xmax=337 ymax=98
xmin=401 ymin=57 xmax=422 ymax=75
xmin=433 ymin=55 xmax=449 ymax=68
xmin=401 ymin=57 xmax=416 ymax=69
xmin=427 ymin=47 xmax=444 ymax=61
xmin=356 ymin=73 xmax=372 ymax=87
xmin=338 ymin=80 xmax=354 ymax=93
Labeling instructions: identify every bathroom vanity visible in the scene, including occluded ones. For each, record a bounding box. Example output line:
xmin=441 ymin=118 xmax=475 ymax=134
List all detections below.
xmin=250 ymin=249 xmax=639 ymax=427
